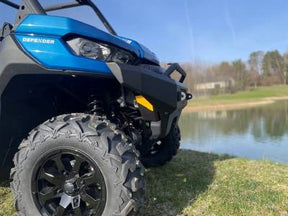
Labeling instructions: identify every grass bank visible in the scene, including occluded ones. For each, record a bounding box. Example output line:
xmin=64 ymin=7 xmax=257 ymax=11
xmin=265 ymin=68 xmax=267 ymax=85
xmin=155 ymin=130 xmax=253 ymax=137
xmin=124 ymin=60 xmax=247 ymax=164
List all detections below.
xmin=186 ymin=85 xmax=288 ymax=112
xmin=1 ymin=150 xmax=287 ymax=215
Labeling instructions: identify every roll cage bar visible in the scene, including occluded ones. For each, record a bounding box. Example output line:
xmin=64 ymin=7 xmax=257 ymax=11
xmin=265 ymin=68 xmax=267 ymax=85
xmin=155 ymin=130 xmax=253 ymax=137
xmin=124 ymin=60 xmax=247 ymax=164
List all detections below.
xmin=0 ymin=0 xmax=117 ymax=35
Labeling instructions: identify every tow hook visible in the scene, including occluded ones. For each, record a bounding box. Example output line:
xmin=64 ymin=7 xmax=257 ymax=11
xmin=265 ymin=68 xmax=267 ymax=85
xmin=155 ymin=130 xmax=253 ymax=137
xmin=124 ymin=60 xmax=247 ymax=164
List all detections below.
xmin=181 ymin=92 xmax=193 ymax=101
xmin=186 ymin=93 xmax=193 ymax=100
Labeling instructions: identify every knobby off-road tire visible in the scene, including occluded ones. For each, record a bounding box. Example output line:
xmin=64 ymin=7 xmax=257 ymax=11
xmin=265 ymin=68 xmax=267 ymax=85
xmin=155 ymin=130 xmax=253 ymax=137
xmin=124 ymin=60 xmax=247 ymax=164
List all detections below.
xmin=140 ymin=125 xmax=181 ymax=168
xmin=10 ymin=113 xmax=146 ymax=216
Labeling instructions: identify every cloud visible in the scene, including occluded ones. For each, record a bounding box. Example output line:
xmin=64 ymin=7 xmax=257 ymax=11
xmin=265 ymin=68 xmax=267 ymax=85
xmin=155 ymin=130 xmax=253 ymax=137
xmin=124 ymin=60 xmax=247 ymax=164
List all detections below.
xmin=184 ymin=0 xmax=196 ymax=62
xmin=223 ymin=0 xmax=237 ymax=45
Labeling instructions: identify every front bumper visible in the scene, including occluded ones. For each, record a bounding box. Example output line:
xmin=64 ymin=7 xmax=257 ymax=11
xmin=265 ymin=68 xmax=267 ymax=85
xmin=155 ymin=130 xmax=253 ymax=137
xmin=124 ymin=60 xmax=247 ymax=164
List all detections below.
xmin=107 ymin=62 xmax=191 ymax=138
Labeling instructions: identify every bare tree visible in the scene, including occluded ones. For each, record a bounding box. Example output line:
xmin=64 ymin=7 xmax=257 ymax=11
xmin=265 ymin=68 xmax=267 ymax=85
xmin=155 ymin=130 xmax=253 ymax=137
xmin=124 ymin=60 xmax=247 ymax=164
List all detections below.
xmin=248 ymin=51 xmax=264 ymax=87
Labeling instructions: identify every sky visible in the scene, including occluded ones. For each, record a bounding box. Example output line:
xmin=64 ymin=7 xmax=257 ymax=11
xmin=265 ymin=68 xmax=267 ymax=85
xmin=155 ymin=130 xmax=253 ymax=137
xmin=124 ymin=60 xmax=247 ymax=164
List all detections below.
xmin=1 ymin=0 xmax=288 ymax=64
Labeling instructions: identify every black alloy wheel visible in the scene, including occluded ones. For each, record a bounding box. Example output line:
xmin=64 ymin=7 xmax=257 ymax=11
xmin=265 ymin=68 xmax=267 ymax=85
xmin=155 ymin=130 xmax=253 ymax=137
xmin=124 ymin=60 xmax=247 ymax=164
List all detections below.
xmin=32 ymin=149 xmax=106 ymax=216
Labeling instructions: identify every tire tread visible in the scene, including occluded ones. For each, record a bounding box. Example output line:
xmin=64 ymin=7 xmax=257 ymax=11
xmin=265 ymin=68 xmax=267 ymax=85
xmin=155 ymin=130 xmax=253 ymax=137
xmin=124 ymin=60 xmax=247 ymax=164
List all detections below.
xmin=10 ymin=113 xmax=145 ymax=216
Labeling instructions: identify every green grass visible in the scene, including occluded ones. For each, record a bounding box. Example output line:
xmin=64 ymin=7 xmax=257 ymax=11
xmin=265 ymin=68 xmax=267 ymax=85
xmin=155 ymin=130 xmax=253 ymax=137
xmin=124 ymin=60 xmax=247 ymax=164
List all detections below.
xmin=1 ymin=150 xmax=288 ymax=216
xmin=189 ymin=85 xmax=288 ymax=107
xmin=0 ymin=182 xmax=15 ymax=216
xmin=144 ymin=150 xmax=288 ymax=216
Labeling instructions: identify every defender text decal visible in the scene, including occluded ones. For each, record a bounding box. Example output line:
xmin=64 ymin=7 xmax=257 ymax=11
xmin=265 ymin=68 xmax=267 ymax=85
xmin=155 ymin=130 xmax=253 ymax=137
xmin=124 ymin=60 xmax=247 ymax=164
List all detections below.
xmin=22 ymin=37 xmax=55 ymax=44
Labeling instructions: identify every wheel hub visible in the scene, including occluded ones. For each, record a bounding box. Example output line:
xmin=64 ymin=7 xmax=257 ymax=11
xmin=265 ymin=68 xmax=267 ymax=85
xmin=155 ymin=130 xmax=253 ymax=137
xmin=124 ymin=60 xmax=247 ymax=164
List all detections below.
xmin=64 ymin=181 xmax=78 ymax=195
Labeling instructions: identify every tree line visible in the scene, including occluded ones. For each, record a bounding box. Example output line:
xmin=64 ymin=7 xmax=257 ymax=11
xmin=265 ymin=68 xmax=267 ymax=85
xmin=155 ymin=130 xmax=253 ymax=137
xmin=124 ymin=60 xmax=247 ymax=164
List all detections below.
xmin=180 ymin=50 xmax=288 ymax=93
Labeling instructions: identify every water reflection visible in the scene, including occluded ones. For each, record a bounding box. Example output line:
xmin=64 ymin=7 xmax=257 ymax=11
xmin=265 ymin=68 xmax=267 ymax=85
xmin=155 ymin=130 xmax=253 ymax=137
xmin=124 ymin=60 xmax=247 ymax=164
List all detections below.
xmin=180 ymin=100 xmax=288 ymax=163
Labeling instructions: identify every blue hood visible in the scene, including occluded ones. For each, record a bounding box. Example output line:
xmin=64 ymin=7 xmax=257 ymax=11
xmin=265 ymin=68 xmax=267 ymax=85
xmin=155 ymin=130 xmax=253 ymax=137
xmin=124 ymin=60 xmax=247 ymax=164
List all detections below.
xmin=16 ymin=15 xmax=159 ymax=65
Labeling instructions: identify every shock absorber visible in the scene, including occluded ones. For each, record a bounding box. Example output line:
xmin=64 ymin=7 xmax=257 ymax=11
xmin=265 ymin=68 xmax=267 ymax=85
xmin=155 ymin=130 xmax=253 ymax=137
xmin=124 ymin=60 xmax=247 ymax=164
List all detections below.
xmin=88 ymin=95 xmax=104 ymax=115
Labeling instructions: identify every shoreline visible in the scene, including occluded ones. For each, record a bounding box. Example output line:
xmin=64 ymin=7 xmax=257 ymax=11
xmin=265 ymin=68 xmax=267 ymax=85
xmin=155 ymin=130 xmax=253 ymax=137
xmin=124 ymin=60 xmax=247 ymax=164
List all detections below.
xmin=184 ymin=96 xmax=288 ymax=113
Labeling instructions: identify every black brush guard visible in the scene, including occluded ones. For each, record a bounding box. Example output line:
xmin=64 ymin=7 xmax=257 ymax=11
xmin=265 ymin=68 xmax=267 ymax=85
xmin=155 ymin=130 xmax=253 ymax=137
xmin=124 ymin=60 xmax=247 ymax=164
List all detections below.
xmin=107 ymin=62 xmax=192 ymax=138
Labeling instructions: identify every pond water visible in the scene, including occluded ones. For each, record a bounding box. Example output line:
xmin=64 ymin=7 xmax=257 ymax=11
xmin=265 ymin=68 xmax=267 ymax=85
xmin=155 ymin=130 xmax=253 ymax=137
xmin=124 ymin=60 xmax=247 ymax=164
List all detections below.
xmin=179 ymin=100 xmax=288 ymax=164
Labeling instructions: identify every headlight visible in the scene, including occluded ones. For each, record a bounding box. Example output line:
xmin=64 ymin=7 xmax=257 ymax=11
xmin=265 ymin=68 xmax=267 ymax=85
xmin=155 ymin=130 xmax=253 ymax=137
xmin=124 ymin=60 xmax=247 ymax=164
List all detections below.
xmin=112 ymin=49 xmax=135 ymax=64
xmin=67 ymin=38 xmax=111 ymax=60
xmin=67 ymin=38 xmax=135 ymax=64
